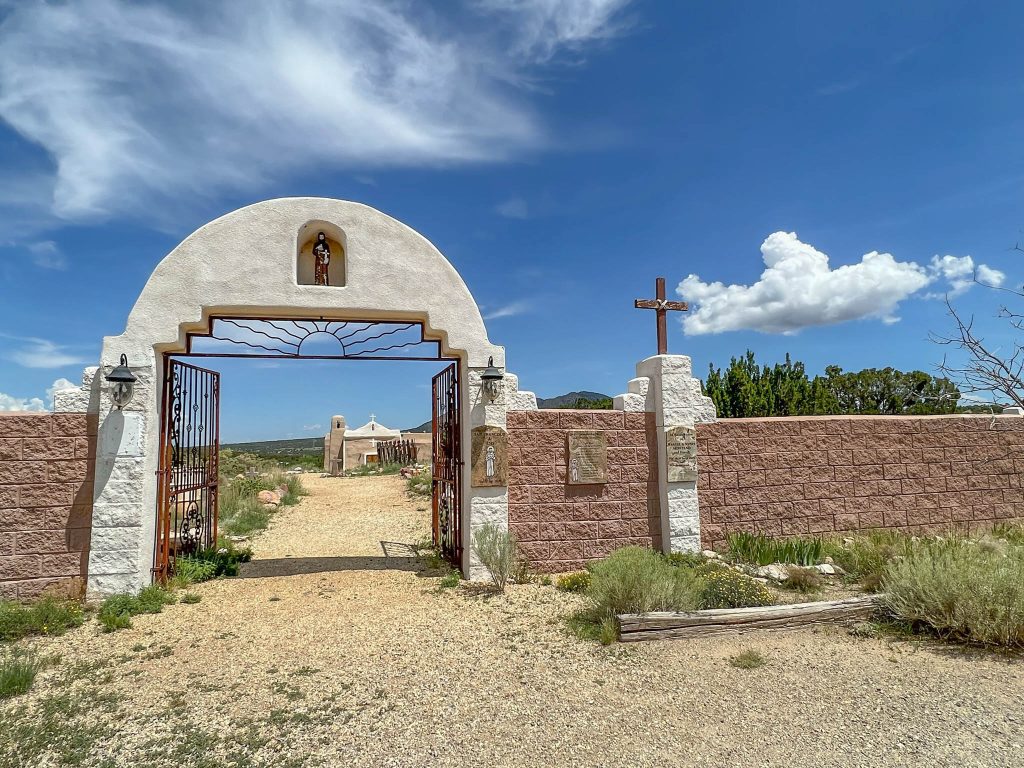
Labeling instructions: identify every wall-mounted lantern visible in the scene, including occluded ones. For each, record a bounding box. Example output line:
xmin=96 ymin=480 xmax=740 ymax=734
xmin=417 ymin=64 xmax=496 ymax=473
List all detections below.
xmin=481 ymin=356 xmax=504 ymax=401
xmin=105 ymin=354 xmax=137 ymax=409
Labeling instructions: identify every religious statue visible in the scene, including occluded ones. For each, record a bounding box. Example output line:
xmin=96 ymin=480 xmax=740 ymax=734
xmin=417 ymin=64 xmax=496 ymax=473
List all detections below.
xmin=312 ymin=231 xmax=331 ymax=285
xmin=569 ymin=456 xmax=580 ymax=483
xmin=485 ymin=445 xmax=496 ymax=478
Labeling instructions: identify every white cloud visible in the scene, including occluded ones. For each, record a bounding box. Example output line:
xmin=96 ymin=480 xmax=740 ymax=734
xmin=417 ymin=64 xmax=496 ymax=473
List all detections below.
xmin=0 ymin=377 xmax=77 ymax=412
xmin=678 ymin=232 xmax=1006 ymax=335
xmin=0 ymin=0 xmax=634 ymax=227
xmin=303 ymin=424 xmax=323 ymax=432
xmin=477 ymin=0 xmax=633 ymax=62
xmin=1 ymin=335 xmax=87 ymax=368
xmin=28 ymin=240 xmax=68 ymax=270
xmin=483 ymin=300 xmax=532 ymax=320
xmin=495 ymin=197 xmax=529 ymax=219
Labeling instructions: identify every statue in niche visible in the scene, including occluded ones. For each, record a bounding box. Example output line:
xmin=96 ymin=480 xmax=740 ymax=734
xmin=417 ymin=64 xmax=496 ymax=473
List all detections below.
xmin=569 ymin=457 xmax=580 ymax=483
xmin=312 ymin=231 xmax=331 ymax=285
xmin=485 ymin=445 xmax=496 ymax=478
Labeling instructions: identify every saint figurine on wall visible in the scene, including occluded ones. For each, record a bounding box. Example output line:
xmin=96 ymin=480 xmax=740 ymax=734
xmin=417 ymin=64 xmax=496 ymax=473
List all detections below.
xmin=485 ymin=445 xmax=496 ymax=478
xmin=312 ymin=231 xmax=331 ymax=285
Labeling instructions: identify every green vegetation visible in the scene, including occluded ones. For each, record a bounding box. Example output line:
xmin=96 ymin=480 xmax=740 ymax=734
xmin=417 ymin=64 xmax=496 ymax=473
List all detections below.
xmin=729 ymin=649 xmax=767 ymax=670
xmin=881 ymin=537 xmax=1024 ymax=648
xmin=406 ymin=471 xmax=431 ymax=497
xmin=98 ymin=584 xmax=177 ymax=632
xmin=181 ymin=593 xmax=202 ymax=604
xmin=824 ymin=531 xmax=915 ymax=592
xmin=171 ymin=556 xmax=218 ymax=586
xmin=570 ymin=396 xmax=613 ymax=409
xmin=471 ymin=523 xmax=518 ymax=593
xmin=0 ymin=649 xmax=53 ymax=699
xmin=346 ymin=461 xmax=403 ymax=477
xmin=437 ymin=571 xmax=460 ymax=590
xmin=781 ymin=566 xmax=822 ymax=594
xmin=699 ymin=568 xmax=775 ymax=609
xmin=219 ymin=469 xmax=306 ymax=537
xmin=556 ymin=571 xmax=592 ymax=593
xmin=726 ymin=531 xmax=825 ymax=566
xmin=0 ymin=597 xmax=84 ymax=642
xmin=703 ymin=351 xmax=959 ymax=417
xmin=588 ymin=546 xmax=704 ymax=618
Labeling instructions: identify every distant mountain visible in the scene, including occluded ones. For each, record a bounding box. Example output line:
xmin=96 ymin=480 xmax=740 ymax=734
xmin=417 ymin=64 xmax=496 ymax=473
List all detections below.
xmin=538 ymin=391 xmax=612 ymax=409
xmin=222 ymin=437 xmax=323 ymax=456
xmin=406 ymin=420 xmax=432 ymax=433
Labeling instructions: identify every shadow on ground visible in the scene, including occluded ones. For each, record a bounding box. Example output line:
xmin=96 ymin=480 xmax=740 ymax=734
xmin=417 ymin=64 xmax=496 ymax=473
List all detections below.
xmin=239 ymin=555 xmax=421 ymax=578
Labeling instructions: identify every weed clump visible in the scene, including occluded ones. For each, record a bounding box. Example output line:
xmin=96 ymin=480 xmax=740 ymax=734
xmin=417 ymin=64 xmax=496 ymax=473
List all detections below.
xmin=729 ymin=649 xmax=767 ymax=670
xmin=556 ymin=571 xmax=591 ymax=594
xmin=0 ymin=597 xmax=84 ymax=642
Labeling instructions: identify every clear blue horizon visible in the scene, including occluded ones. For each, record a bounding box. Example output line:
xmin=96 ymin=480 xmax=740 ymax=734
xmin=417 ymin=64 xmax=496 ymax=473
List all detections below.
xmin=1 ymin=1 xmax=1022 ymax=440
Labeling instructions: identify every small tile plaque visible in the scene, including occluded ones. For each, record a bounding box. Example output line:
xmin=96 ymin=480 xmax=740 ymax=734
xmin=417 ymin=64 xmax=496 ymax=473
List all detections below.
xmin=665 ymin=425 xmax=698 ymax=482
xmin=566 ymin=430 xmax=608 ymax=485
xmin=471 ymin=426 xmax=508 ymax=487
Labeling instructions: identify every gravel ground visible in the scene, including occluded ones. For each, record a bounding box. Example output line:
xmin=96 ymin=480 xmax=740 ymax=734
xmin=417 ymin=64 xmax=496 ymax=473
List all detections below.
xmin=3 ymin=474 xmax=1022 ymax=768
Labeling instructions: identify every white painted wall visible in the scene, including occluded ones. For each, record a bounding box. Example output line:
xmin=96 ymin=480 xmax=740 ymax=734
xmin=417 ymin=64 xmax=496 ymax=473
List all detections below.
xmin=86 ymin=198 xmax=509 ymax=596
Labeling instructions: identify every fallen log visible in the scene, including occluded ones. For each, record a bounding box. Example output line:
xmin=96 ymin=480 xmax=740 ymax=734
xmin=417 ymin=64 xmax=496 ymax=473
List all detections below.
xmin=618 ymin=595 xmax=880 ymax=642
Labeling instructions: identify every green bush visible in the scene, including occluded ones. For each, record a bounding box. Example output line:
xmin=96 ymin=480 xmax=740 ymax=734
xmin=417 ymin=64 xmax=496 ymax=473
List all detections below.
xmin=664 ymin=551 xmax=706 ymax=569
xmin=189 ymin=539 xmax=253 ymax=578
xmin=181 ymin=593 xmax=202 ymax=604
xmin=881 ymin=539 xmax=1024 ymax=647
xmin=471 ymin=523 xmax=518 ymax=593
xmin=173 ymin=556 xmax=218 ymax=585
xmin=825 ymin=530 xmax=916 ymax=592
xmin=97 ymin=594 xmax=140 ymax=632
xmin=726 ymin=531 xmax=825 ymax=566
xmin=0 ymin=650 xmax=46 ymax=699
xmin=781 ymin=566 xmax=822 ymax=594
xmin=0 ymin=597 xmax=84 ymax=642
xmin=587 ymin=546 xmax=703 ymax=618
xmin=699 ymin=569 xmax=775 ymax=609
xmin=406 ymin=472 xmax=431 ymax=498
xmin=136 ymin=585 xmax=176 ymax=614
xmin=556 ymin=571 xmax=592 ymax=593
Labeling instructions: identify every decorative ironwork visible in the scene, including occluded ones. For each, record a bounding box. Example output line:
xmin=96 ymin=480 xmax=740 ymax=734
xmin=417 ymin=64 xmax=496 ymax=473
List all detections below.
xmin=377 ymin=438 xmax=419 ymax=466
xmin=186 ymin=317 xmax=443 ymax=360
xmin=155 ymin=360 xmax=220 ymax=581
xmin=432 ymin=363 xmax=462 ymax=567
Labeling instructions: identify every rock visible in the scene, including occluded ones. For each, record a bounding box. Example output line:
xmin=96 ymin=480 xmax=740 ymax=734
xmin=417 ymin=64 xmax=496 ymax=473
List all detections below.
xmin=824 ymin=556 xmax=835 ymax=565
xmin=229 ymin=535 xmax=249 ymax=543
xmin=755 ymin=563 xmax=790 ymax=582
xmin=815 ymin=563 xmax=837 ymax=575
xmin=701 ymin=550 xmax=719 ymax=560
xmin=258 ymin=490 xmax=281 ymax=505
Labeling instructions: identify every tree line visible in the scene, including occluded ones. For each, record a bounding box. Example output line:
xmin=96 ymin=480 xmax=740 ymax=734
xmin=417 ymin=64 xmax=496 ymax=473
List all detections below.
xmin=702 ymin=351 xmax=961 ymax=418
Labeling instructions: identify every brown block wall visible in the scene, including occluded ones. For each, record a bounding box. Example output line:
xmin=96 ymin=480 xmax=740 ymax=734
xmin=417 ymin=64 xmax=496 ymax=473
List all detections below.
xmin=0 ymin=413 xmax=96 ymax=599
xmin=507 ymin=409 xmax=660 ymax=572
xmin=697 ymin=415 xmax=1024 ymax=550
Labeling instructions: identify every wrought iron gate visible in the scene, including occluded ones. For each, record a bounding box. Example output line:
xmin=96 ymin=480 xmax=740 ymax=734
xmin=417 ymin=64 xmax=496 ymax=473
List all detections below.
xmin=432 ymin=363 xmax=462 ymax=567
xmin=154 ymin=359 xmax=221 ymax=581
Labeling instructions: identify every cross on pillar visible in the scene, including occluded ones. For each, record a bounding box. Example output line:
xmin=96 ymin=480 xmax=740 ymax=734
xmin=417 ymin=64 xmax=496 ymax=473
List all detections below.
xmin=634 ymin=277 xmax=688 ymax=355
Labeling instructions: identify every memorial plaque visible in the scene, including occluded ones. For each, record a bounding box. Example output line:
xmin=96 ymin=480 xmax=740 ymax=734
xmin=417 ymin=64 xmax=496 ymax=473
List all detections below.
xmin=471 ymin=426 xmax=508 ymax=487
xmin=665 ymin=425 xmax=698 ymax=482
xmin=566 ymin=430 xmax=608 ymax=485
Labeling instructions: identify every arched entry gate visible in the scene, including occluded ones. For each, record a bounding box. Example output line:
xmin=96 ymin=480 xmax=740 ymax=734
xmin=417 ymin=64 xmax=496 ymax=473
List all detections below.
xmin=152 ymin=316 xmax=463 ymax=579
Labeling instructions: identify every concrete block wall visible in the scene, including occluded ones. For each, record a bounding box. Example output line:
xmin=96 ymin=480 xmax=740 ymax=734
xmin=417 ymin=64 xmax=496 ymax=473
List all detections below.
xmin=0 ymin=413 xmax=96 ymax=599
xmin=696 ymin=415 xmax=1024 ymax=549
xmin=506 ymin=409 xmax=660 ymax=572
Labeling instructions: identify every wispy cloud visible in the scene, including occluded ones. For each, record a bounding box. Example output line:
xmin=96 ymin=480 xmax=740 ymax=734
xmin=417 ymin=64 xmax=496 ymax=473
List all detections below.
xmin=28 ymin=241 xmax=68 ymax=270
xmin=303 ymin=424 xmax=323 ymax=432
xmin=484 ymin=300 xmax=533 ymax=320
xmin=0 ymin=0 xmax=635 ymax=229
xmin=678 ymin=232 xmax=1006 ymax=335
xmin=816 ymin=78 xmax=863 ymax=96
xmin=495 ymin=197 xmax=529 ymax=219
xmin=1 ymin=334 xmax=87 ymax=368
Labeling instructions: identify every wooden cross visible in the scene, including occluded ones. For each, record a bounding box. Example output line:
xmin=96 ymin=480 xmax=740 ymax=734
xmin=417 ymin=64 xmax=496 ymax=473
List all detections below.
xmin=634 ymin=277 xmax=688 ymax=355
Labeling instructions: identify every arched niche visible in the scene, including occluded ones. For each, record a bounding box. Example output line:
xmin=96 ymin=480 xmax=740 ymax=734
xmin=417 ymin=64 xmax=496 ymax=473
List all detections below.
xmin=297 ymin=219 xmax=346 ymax=286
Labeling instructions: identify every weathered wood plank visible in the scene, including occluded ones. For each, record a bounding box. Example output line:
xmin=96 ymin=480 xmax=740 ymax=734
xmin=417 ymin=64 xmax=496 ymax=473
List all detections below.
xmin=618 ymin=595 xmax=880 ymax=642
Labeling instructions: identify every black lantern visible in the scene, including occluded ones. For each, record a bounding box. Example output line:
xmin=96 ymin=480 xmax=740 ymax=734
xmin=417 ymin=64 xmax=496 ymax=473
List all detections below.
xmin=105 ymin=354 xmax=137 ymax=409
xmin=481 ymin=356 xmax=504 ymax=401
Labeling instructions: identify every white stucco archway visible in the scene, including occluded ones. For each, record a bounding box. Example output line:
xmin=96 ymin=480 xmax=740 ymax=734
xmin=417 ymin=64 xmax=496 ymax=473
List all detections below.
xmin=80 ymin=198 xmax=537 ymax=596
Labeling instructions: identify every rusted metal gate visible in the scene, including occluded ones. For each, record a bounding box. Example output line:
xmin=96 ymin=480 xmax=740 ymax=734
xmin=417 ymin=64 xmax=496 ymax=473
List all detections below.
xmin=154 ymin=359 xmax=220 ymax=581
xmin=432 ymin=362 xmax=462 ymax=567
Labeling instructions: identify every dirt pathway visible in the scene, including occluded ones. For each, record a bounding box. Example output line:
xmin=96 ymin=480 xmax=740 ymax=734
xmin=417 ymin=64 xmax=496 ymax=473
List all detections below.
xmin=3 ymin=475 xmax=1022 ymax=768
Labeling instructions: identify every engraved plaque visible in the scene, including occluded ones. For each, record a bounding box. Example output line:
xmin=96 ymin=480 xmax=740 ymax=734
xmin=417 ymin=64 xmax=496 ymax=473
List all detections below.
xmin=566 ymin=430 xmax=608 ymax=485
xmin=666 ymin=425 xmax=698 ymax=482
xmin=471 ymin=426 xmax=508 ymax=487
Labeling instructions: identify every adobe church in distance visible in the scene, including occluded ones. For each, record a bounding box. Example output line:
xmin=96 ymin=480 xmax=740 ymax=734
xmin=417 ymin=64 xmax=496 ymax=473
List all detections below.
xmin=322 ymin=414 xmax=432 ymax=474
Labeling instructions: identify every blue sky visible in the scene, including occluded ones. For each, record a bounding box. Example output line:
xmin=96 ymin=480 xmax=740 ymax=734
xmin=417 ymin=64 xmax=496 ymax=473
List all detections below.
xmin=1 ymin=1 xmax=1022 ymax=440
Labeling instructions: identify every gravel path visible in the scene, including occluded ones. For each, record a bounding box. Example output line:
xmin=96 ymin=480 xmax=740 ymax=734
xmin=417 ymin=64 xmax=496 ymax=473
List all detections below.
xmin=4 ymin=475 xmax=1022 ymax=768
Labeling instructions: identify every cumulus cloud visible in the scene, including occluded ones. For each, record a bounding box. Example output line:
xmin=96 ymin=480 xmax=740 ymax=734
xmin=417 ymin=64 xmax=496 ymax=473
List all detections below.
xmin=0 ymin=0 xmax=634 ymax=226
xmin=0 ymin=377 xmax=77 ymax=412
xmin=678 ymin=232 xmax=1006 ymax=335
xmin=495 ymin=197 xmax=529 ymax=219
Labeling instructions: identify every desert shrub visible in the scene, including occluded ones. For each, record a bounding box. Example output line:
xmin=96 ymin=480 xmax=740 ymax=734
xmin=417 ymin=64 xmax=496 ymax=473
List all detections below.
xmin=587 ymin=546 xmax=703 ymax=618
xmin=564 ymin=611 xmax=619 ymax=645
xmin=729 ymin=649 xmax=767 ymax=669
xmin=664 ymin=551 xmax=706 ymax=569
xmin=406 ymin=472 xmax=432 ymax=497
xmin=881 ymin=539 xmax=1024 ymax=647
xmin=437 ymin=571 xmax=460 ymax=590
xmin=279 ymin=473 xmax=307 ymax=505
xmin=97 ymin=594 xmax=140 ymax=632
xmin=825 ymin=530 xmax=916 ymax=592
xmin=726 ymin=532 xmax=825 ymax=566
xmin=471 ymin=523 xmax=518 ymax=593
xmin=173 ymin=556 xmax=218 ymax=585
xmin=0 ymin=650 xmax=47 ymax=699
xmin=699 ymin=569 xmax=775 ymax=609
xmin=181 ymin=593 xmax=202 ymax=604
xmin=511 ymin=554 xmax=533 ymax=585
xmin=556 ymin=571 xmax=592 ymax=593
xmin=136 ymin=585 xmax=176 ymax=614
xmin=219 ymin=489 xmax=273 ymax=537
xmin=991 ymin=522 xmax=1024 ymax=547
xmin=781 ymin=566 xmax=822 ymax=594
xmin=0 ymin=597 xmax=84 ymax=642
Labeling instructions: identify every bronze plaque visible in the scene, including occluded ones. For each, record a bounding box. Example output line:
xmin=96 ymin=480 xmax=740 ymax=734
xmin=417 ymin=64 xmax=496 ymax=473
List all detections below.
xmin=566 ymin=430 xmax=608 ymax=485
xmin=471 ymin=426 xmax=508 ymax=487
xmin=665 ymin=425 xmax=698 ymax=482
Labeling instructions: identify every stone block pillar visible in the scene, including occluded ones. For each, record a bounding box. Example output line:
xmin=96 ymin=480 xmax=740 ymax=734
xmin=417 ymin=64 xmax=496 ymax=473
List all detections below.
xmin=617 ymin=355 xmax=716 ymax=554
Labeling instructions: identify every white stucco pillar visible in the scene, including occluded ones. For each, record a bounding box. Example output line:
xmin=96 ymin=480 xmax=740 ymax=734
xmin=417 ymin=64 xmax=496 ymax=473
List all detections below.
xmin=618 ymin=355 xmax=717 ymax=554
